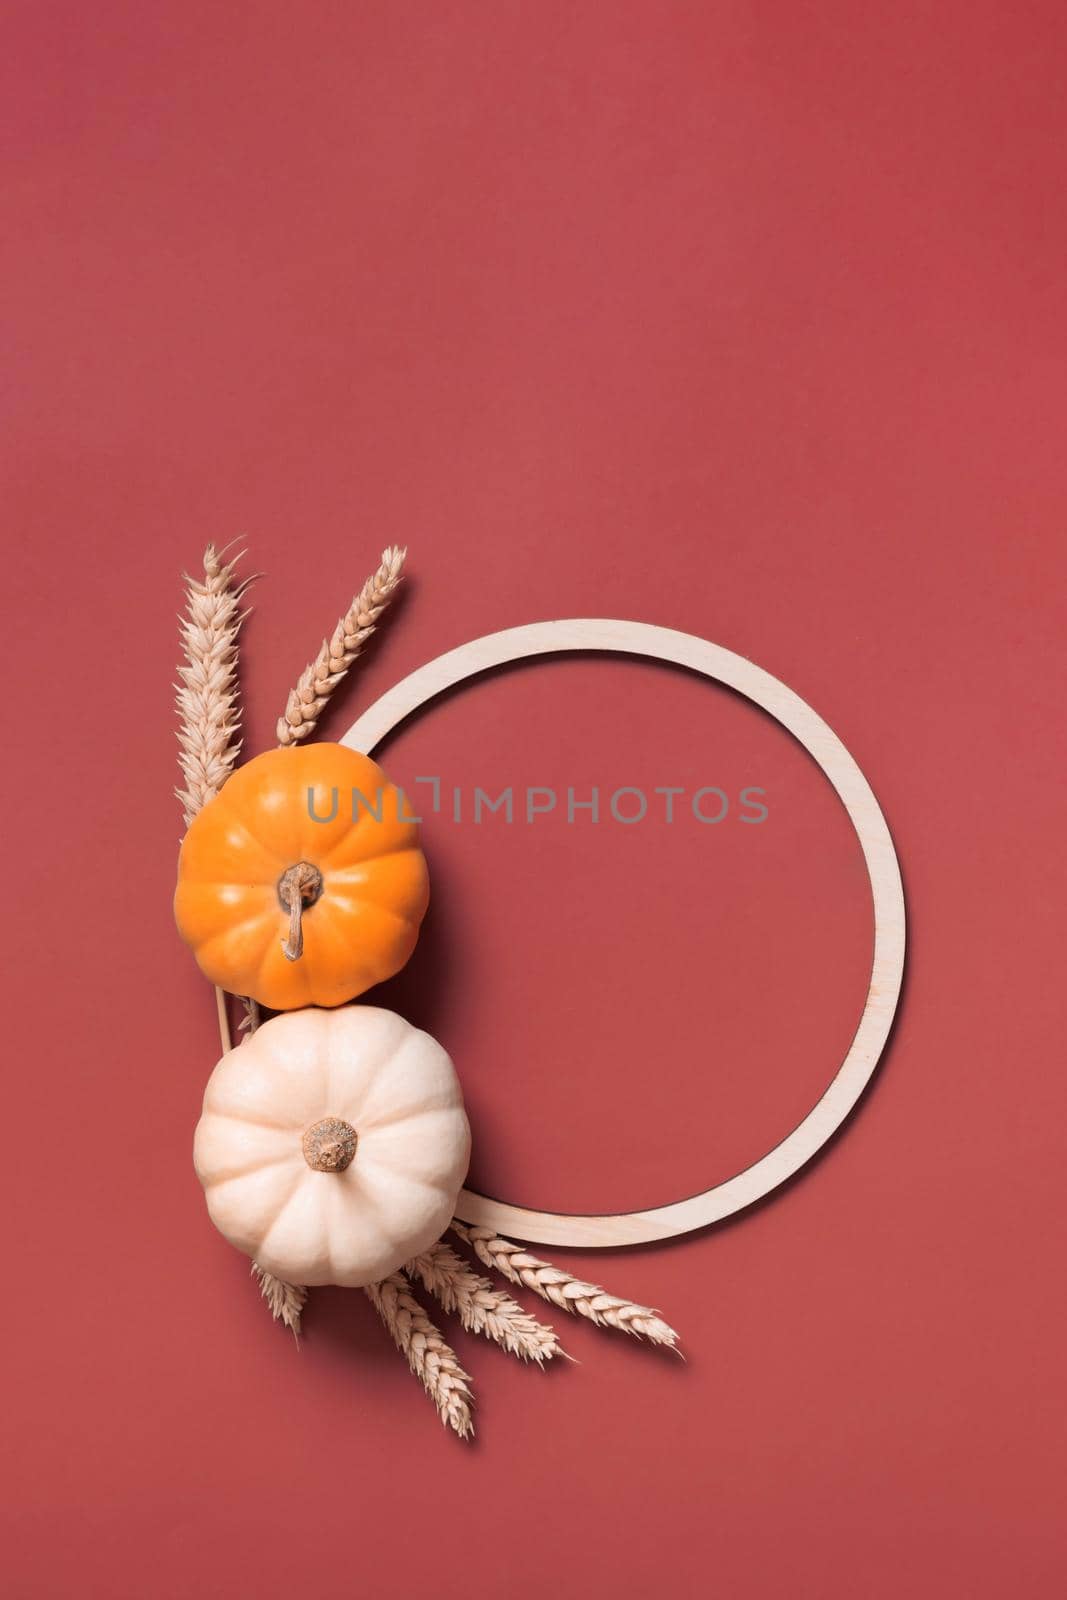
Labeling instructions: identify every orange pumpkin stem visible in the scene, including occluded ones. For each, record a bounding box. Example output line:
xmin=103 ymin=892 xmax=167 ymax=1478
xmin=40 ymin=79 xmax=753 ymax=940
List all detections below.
xmin=277 ymin=862 xmax=324 ymax=961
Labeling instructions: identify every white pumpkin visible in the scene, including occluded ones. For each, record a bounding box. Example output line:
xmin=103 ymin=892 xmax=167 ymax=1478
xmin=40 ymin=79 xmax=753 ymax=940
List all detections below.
xmin=193 ymin=1006 xmax=471 ymax=1287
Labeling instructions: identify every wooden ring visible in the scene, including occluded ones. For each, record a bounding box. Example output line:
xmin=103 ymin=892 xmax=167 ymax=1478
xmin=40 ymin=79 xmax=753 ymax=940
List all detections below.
xmin=342 ymin=619 xmax=906 ymax=1250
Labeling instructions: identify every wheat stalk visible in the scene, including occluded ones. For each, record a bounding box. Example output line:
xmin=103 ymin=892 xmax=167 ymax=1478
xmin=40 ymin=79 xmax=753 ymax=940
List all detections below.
xmin=405 ymin=1241 xmax=563 ymax=1365
xmin=175 ymin=544 xmax=248 ymax=826
xmin=451 ymin=1223 xmax=679 ymax=1349
xmin=251 ymin=1262 xmax=307 ymax=1337
xmin=176 ymin=545 xmax=303 ymax=1331
xmin=255 ymin=547 xmax=406 ymax=1334
xmin=276 ymin=545 xmax=406 ymax=745
xmin=244 ymin=1002 xmax=303 ymax=1334
xmin=365 ymin=1274 xmax=474 ymax=1439
xmin=240 ymin=546 xmax=406 ymax=1337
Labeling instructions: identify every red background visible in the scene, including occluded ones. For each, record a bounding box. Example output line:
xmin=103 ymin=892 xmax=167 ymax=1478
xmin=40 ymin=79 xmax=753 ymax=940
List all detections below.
xmin=4 ymin=4 xmax=1065 ymax=1596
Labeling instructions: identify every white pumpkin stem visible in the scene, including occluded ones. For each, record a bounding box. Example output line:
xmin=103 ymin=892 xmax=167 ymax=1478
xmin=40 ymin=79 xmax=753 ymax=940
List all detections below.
xmin=302 ymin=1117 xmax=358 ymax=1172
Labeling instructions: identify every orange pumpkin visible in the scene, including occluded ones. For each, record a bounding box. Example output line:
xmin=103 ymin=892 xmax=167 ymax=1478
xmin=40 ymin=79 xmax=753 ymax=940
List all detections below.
xmin=174 ymin=743 xmax=428 ymax=1009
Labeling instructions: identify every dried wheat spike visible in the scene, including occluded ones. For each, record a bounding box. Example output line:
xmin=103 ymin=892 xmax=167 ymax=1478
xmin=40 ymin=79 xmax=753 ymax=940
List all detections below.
xmin=451 ymin=1223 xmax=679 ymax=1349
xmin=251 ymin=1262 xmax=307 ymax=1338
xmin=405 ymin=1241 xmax=563 ymax=1365
xmin=365 ymin=1274 xmax=474 ymax=1439
xmin=175 ymin=544 xmax=248 ymax=826
xmin=276 ymin=545 xmax=406 ymax=745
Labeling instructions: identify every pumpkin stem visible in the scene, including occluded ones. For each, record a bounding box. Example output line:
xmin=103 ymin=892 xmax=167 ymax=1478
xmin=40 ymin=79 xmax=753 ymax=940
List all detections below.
xmin=302 ymin=1117 xmax=358 ymax=1172
xmin=277 ymin=862 xmax=324 ymax=961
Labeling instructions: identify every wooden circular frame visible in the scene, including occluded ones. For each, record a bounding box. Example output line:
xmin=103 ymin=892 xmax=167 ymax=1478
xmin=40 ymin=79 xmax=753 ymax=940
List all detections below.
xmin=338 ymin=619 xmax=905 ymax=1249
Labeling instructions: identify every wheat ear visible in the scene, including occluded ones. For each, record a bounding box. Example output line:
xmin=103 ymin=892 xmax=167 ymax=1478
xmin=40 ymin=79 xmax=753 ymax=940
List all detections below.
xmin=251 ymin=1262 xmax=307 ymax=1337
xmin=175 ymin=544 xmax=248 ymax=826
xmin=174 ymin=546 xmax=260 ymax=1035
xmin=451 ymin=1223 xmax=679 ymax=1349
xmin=276 ymin=545 xmax=406 ymax=745
xmin=364 ymin=1275 xmax=474 ymax=1439
xmin=405 ymin=1241 xmax=563 ymax=1365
